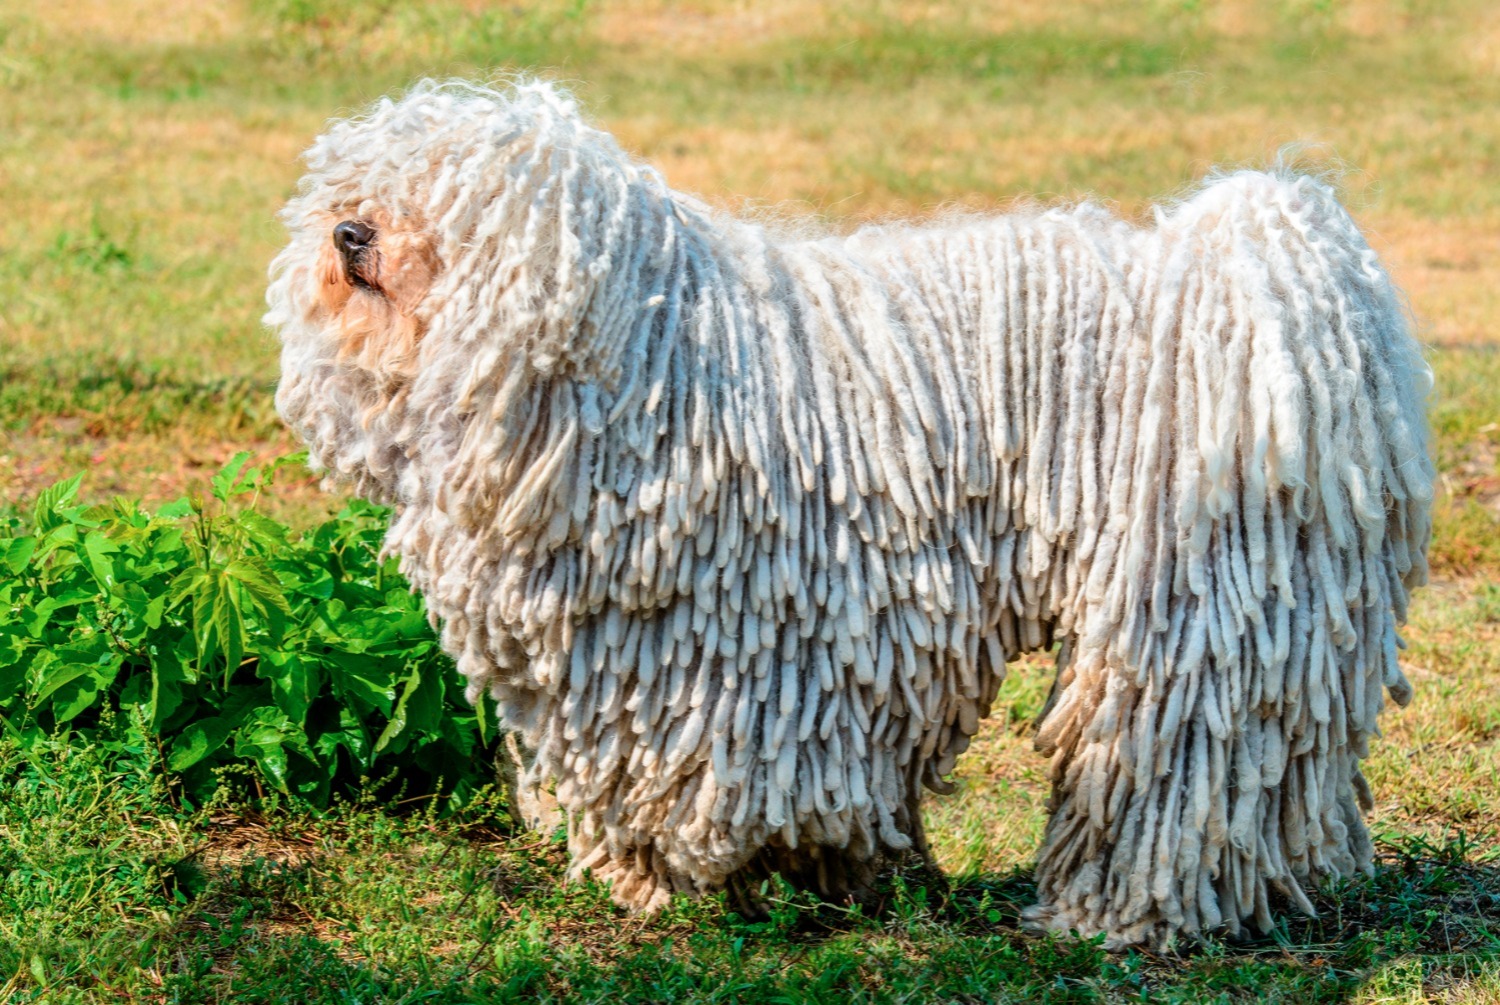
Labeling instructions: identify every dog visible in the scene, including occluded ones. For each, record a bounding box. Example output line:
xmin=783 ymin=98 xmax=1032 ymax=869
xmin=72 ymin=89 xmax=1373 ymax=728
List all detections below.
xmin=268 ymin=79 xmax=1432 ymax=947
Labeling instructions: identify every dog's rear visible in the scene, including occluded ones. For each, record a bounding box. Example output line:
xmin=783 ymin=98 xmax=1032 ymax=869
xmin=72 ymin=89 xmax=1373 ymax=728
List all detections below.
xmin=1024 ymin=171 xmax=1432 ymax=947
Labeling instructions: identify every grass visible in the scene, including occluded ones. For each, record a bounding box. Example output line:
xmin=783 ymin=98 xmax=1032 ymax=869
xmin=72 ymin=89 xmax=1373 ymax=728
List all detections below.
xmin=1 ymin=0 xmax=1498 ymax=1001
xmin=3 ymin=738 xmax=1497 ymax=1004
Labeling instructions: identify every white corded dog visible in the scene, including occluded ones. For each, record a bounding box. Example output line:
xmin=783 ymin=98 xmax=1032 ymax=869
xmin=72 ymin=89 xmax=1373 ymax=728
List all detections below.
xmin=268 ymin=79 xmax=1433 ymax=948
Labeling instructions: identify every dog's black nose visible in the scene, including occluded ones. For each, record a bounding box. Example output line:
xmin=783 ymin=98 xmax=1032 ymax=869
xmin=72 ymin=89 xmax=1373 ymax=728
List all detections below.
xmin=333 ymin=220 xmax=375 ymax=256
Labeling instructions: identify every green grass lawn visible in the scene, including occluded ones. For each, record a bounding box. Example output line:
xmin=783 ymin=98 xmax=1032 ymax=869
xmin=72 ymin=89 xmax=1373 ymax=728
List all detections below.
xmin=2 ymin=1 xmax=1498 ymax=1001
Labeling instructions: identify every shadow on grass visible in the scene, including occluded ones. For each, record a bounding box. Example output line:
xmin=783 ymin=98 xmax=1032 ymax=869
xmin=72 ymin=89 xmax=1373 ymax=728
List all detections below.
xmin=129 ymin=834 xmax=1499 ymax=1005
xmin=938 ymin=833 xmax=1500 ymax=1003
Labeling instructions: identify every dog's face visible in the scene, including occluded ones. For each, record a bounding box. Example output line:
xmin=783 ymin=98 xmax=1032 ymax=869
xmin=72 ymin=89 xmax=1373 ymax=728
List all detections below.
xmin=310 ymin=210 xmax=438 ymax=382
xmin=269 ymin=192 xmax=444 ymax=500
xmin=268 ymin=81 xmax=654 ymax=503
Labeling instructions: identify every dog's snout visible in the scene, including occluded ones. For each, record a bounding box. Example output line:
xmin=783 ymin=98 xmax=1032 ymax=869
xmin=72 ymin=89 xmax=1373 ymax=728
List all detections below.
xmin=333 ymin=220 xmax=375 ymax=257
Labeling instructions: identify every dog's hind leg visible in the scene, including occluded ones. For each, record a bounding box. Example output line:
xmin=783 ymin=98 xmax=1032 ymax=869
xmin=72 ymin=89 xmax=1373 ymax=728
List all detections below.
xmin=1024 ymin=553 xmax=1395 ymax=948
xmin=1025 ymin=632 xmax=1279 ymax=948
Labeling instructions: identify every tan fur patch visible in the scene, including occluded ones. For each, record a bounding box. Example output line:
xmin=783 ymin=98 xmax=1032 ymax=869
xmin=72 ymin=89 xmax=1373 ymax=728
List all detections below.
xmin=314 ymin=214 xmax=439 ymax=383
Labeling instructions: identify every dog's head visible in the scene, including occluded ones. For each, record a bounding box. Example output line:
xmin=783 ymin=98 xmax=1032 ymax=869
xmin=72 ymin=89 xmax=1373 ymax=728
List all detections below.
xmin=267 ymin=80 xmax=672 ymax=504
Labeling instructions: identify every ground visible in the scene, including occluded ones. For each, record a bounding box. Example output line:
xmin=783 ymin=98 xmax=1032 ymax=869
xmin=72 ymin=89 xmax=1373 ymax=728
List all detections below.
xmin=1 ymin=1 xmax=1497 ymax=1002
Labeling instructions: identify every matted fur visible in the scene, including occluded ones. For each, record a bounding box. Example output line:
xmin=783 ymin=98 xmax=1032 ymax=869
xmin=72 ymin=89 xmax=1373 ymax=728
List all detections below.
xmin=267 ymin=80 xmax=1433 ymax=948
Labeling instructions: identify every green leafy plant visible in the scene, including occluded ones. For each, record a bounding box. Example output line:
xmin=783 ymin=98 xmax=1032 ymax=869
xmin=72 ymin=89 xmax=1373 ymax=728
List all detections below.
xmin=0 ymin=453 xmax=497 ymax=809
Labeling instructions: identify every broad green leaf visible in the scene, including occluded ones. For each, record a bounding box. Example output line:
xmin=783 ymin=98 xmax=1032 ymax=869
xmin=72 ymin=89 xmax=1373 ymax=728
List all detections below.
xmin=165 ymin=687 xmax=266 ymax=771
xmin=374 ymin=663 xmax=424 ymax=754
xmin=131 ymin=526 xmax=187 ymax=575
xmin=262 ymin=450 xmax=309 ymax=482
xmin=315 ymin=706 xmax=373 ymax=772
xmin=166 ymin=566 xmax=207 ymax=609
xmin=210 ymin=451 xmax=256 ymax=502
xmin=81 ymin=530 xmax=119 ymax=588
xmin=149 ymin=646 xmax=191 ymax=730
xmin=3 ymin=536 xmax=36 ymax=575
xmin=288 ymin=565 xmax=335 ymax=600
xmin=21 ymin=597 xmax=63 ymax=639
xmin=34 ymin=522 xmax=79 ymax=560
xmin=443 ymin=704 xmax=483 ymax=759
xmin=215 ymin=578 xmax=246 ymax=685
xmin=225 ymin=558 xmax=290 ymax=610
xmin=328 ymin=659 xmax=396 ymax=713
xmin=233 ymin=707 xmax=298 ymax=792
xmin=115 ymin=580 xmax=152 ymax=617
xmin=310 ymin=597 xmax=349 ymax=632
xmin=32 ymin=473 xmax=84 ymax=531
xmin=144 ymin=593 xmax=167 ymax=629
xmin=191 ymin=581 xmax=220 ymax=669
xmin=402 ymin=662 xmax=445 ymax=741
xmin=259 ymin=650 xmax=319 ymax=726
xmin=49 ymin=665 xmax=118 ymax=722
xmin=237 ymin=511 xmax=290 ymax=551
xmin=32 ymin=647 xmax=120 ymax=721
xmin=224 ymin=557 xmax=291 ymax=646
xmin=32 ymin=662 xmax=93 ymax=703
xmin=48 ymin=583 xmax=97 ymax=607
xmin=155 ymin=498 xmax=194 ymax=519
xmin=168 ymin=716 xmax=237 ymax=771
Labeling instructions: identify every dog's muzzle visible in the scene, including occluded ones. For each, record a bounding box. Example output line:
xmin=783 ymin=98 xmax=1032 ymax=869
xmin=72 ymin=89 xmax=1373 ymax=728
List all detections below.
xmin=333 ymin=220 xmax=376 ymax=287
